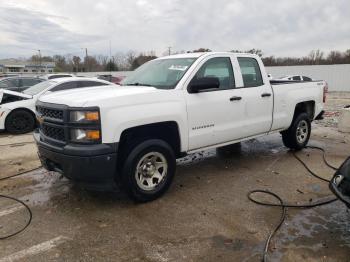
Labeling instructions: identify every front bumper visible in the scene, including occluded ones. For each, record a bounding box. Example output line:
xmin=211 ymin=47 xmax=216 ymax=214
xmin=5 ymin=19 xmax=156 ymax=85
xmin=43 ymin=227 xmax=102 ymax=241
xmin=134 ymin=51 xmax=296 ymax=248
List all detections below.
xmin=34 ymin=131 xmax=118 ymax=190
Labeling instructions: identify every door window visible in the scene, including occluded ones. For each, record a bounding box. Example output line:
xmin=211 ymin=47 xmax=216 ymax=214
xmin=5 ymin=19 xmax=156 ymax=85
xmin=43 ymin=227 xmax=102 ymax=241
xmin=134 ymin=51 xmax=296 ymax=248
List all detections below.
xmin=193 ymin=57 xmax=235 ymax=90
xmin=292 ymin=76 xmax=301 ymax=81
xmin=238 ymin=57 xmax=263 ymax=87
xmin=302 ymin=76 xmax=312 ymax=81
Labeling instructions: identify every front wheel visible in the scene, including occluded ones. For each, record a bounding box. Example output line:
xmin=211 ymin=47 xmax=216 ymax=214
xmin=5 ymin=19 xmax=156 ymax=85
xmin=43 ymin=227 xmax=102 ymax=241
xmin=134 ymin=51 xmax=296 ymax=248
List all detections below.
xmin=5 ymin=110 xmax=35 ymax=134
xmin=281 ymin=113 xmax=311 ymax=150
xmin=121 ymin=139 xmax=176 ymax=202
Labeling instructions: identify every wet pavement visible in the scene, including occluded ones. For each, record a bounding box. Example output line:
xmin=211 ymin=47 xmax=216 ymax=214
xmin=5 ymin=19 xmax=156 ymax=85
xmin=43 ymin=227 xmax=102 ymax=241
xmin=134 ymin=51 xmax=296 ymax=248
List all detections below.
xmin=0 ymin=93 xmax=350 ymax=261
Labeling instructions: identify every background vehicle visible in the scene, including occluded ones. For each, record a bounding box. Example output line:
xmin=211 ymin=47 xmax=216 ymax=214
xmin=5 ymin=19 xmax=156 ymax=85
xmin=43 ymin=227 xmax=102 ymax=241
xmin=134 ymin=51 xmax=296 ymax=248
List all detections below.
xmin=278 ymin=75 xmax=313 ymax=81
xmin=35 ymin=52 xmax=327 ymax=201
xmin=0 ymin=77 xmax=113 ymax=134
xmin=0 ymin=76 xmax=44 ymax=92
xmin=97 ymin=74 xmax=126 ymax=84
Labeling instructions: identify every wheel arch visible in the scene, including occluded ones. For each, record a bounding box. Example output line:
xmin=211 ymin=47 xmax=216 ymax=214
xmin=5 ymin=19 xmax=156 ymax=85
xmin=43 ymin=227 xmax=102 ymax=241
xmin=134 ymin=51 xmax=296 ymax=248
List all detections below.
xmin=5 ymin=107 xmax=37 ymax=130
xmin=292 ymin=101 xmax=315 ymax=121
xmin=118 ymin=121 xmax=181 ymax=154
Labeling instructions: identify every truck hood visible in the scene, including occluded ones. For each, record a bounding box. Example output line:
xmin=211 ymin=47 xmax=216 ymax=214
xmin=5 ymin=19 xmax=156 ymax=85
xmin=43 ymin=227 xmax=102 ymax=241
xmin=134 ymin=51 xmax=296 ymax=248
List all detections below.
xmin=0 ymin=89 xmax=32 ymax=105
xmin=39 ymin=85 xmax=161 ymax=107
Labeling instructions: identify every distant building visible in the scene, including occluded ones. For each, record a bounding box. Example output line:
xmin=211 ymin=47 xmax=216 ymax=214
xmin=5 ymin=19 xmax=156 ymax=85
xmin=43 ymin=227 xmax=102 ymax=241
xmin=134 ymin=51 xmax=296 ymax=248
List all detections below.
xmin=0 ymin=59 xmax=55 ymax=74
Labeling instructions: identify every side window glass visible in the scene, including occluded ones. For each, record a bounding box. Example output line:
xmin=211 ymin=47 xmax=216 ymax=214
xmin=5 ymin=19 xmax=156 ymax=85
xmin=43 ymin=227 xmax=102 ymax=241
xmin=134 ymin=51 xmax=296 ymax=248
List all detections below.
xmin=50 ymin=82 xmax=78 ymax=92
xmin=303 ymin=76 xmax=312 ymax=81
xmin=78 ymin=81 xmax=108 ymax=87
xmin=292 ymin=76 xmax=301 ymax=81
xmin=49 ymin=75 xmax=72 ymax=79
xmin=238 ymin=57 xmax=263 ymax=87
xmin=193 ymin=57 xmax=235 ymax=90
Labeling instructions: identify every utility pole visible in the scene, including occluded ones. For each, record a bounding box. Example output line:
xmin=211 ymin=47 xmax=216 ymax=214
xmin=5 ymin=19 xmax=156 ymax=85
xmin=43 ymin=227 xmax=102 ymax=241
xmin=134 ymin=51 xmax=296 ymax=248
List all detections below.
xmin=167 ymin=46 xmax=172 ymax=56
xmin=38 ymin=49 xmax=42 ymax=74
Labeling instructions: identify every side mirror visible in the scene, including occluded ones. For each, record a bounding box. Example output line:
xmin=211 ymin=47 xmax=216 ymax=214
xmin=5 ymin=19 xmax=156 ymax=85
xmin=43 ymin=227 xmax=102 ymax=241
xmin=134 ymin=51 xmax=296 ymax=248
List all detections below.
xmin=188 ymin=77 xmax=220 ymax=93
xmin=330 ymin=157 xmax=350 ymax=207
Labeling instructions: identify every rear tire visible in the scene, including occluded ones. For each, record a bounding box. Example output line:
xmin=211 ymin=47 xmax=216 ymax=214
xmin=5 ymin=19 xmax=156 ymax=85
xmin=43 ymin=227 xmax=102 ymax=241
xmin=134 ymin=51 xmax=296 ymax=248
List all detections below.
xmin=281 ymin=113 xmax=311 ymax=150
xmin=5 ymin=110 xmax=35 ymax=134
xmin=121 ymin=139 xmax=176 ymax=202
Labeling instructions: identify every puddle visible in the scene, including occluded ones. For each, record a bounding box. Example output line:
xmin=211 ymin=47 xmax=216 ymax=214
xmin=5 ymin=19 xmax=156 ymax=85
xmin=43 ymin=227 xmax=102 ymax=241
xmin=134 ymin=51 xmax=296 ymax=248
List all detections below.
xmin=20 ymin=168 xmax=71 ymax=206
xmin=269 ymin=201 xmax=350 ymax=260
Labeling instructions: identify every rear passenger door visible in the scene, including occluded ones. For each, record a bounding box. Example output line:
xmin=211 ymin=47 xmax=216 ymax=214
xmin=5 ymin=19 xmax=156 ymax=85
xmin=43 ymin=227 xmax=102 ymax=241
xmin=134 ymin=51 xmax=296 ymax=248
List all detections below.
xmin=236 ymin=56 xmax=273 ymax=137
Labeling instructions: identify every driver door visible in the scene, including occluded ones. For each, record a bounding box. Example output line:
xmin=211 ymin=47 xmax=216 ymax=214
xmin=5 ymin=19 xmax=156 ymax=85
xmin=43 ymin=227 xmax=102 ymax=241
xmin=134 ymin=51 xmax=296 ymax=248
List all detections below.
xmin=185 ymin=56 xmax=245 ymax=151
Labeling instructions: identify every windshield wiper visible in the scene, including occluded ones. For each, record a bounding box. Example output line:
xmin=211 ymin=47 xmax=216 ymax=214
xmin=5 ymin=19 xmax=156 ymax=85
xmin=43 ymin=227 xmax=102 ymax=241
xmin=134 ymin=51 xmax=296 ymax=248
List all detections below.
xmin=127 ymin=82 xmax=152 ymax=87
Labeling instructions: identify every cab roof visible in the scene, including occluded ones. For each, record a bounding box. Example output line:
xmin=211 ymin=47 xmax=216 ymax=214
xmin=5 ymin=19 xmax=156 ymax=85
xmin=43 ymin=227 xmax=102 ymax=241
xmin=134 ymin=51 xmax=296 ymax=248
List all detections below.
xmin=157 ymin=51 xmax=255 ymax=60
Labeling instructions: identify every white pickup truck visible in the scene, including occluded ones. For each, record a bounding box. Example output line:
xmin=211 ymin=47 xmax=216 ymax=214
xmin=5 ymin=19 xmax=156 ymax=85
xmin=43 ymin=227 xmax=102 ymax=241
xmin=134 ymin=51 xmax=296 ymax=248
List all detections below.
xmin=34 ymin=52 xmax=327 ymax=201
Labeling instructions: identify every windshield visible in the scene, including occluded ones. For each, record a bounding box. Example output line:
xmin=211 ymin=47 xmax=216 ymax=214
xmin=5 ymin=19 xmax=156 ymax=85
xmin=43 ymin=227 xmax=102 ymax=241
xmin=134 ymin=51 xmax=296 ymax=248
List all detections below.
xmin=122 ymin=58 xmax=197 ymax=89
xmin=23 ymin=80 xmax=56 ymax=95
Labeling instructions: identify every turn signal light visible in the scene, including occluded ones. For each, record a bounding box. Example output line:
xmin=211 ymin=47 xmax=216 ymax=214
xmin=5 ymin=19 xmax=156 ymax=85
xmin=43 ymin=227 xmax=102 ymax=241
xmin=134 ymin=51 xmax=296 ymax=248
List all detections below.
xmin=85 ymin=112 xmax=99 ymax=121
xmin=86 ymin=130 xmax=100 ymax=140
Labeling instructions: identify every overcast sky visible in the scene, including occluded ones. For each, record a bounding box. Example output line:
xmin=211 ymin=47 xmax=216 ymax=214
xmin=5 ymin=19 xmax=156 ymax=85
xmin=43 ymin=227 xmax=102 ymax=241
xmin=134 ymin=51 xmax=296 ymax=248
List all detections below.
xmin=0 ymin=0 xmax=349 ymax=59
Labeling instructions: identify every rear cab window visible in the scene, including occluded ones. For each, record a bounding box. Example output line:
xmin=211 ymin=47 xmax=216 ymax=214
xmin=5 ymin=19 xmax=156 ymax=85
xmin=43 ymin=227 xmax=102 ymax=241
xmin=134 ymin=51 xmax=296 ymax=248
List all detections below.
xmin=237 ymin=57 xmax=263 ymax=87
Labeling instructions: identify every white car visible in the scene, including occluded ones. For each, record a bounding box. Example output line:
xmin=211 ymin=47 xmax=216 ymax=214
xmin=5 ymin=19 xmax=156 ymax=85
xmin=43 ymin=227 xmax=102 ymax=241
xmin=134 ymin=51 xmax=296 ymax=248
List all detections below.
xmin=0 ymin=77 xmax=114 ymax=134
xmin=278 ymin=75 xmax=313 ymax=81
xmin=35 ymin=52 xmax=328 ymax=201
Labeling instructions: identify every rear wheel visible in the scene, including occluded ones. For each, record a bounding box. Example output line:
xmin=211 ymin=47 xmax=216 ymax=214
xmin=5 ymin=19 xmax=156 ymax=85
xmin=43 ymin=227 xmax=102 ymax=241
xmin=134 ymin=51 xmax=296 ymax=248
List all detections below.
xmin=281 ymin=113 xmax=311 ymax=150
xmin=5 ymin=110 xmax=35 ymax=134
xmin=121 ymin=139 xmax=176 ymax=202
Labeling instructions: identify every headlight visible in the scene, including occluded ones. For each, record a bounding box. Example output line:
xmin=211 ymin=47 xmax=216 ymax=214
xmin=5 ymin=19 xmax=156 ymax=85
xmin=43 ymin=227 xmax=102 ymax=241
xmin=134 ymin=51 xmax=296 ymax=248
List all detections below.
xmin=70 ymin=110 xmax=99 ymax=122
xmin=70 ymin=129 xmax=101 ymax=143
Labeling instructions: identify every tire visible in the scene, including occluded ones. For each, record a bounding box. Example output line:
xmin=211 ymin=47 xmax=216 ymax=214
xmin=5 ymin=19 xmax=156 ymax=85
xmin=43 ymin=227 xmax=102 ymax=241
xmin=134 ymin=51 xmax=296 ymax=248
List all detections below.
xmin=5 ymin=110 xmax=35 ymax=134
xmin=281 ymin=113 xmax=311 ymax=150
xmin=121 ymin=139 xmax=176 ymax=202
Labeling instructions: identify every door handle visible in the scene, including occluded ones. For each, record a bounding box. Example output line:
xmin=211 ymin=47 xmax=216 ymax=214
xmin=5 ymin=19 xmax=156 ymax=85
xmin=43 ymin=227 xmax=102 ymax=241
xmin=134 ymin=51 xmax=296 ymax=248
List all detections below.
xmin=230 ymin=96 xmax=242 ymax=101
xmin=261 ymin=93 xmax=272 ymax=97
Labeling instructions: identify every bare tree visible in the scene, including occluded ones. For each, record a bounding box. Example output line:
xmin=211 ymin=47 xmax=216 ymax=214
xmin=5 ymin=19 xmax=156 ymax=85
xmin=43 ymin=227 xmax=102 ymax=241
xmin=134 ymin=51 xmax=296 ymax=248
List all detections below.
xmin=308 ymin=49 xmax=324 ymax=64
xmin=327 ymin=51 xmax=343 ymax=64
xmin=126 ymin=51 xmax=137 ymax=70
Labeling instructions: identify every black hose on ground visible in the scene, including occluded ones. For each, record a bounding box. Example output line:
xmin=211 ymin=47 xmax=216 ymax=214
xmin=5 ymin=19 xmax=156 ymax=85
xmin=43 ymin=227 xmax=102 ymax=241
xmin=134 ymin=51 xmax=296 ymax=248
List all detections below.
xmin=248 ymin=145 xmax=339 ymax=262
xmin=0 ymin=194 xmax=33 ymax=240
xmin=0 ymin=140 xmax=41 ymax=240
xmin=0 ymin=166 xmax=41 ymax=182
